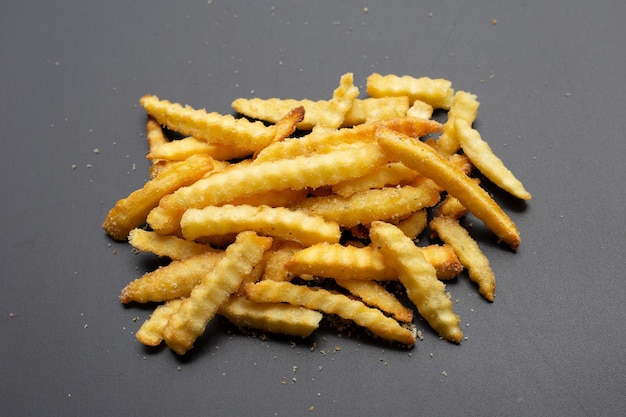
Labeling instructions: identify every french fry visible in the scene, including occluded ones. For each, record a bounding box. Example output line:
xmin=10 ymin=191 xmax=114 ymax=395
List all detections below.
xmin=146 ymin=116 xmax=170 ymax=178
xmin=335 ymin=279 xmax=414 ymax=323
xmin=430 ymin=216 xmax=496 ymax=301
xmin=261 ymin=240 xmax=302 ymax=282
xmin=393 ymin=209 xmax=428 ymax=241
xmin=292 ymin=178 xmax=441 ymax=228
xmin=245 ymin=280 xmax=416 ymax=346
xmin=147 ymin=143 xmax=390 ymax=235
xmin=369 ymin=221 xmax=463 ymax=343
xmin=102 ymin=154 xmax=214 ymax=241
xmin=140 ymin=94 xmax=276 ymax=153
xmin=146 ymin=136 xmax=216 ymax=161
xmin=366 ymin=73 xmax=455 ymax=109
xmin=163 ymin=231 xmax=272 ymax=355
xmin=455 ymin=119 xmax=531 ymax=200
xmin=219 ymin=296 xmax=322 ymax=338
xmin=136 ymin=298 xmax=184 ymax=347
xmin=317 ymin=72 xmax=359 ymax=129
xmin=331 ymin=162 xmax=419 ymax=197
xmin=436 ymin=91 xmax=480 ymax=157
xmin=376 ymin=127 xmax=521 ymax=249
xmin=128 ymin=228 xmax=214 ymax=260
xmin=406 ymin=99 xmax=434 ymax=119
xmin=181 ymin=204 xmax=342 ymax=246
xmin=119 ymin=251 xmax=224 ymax=304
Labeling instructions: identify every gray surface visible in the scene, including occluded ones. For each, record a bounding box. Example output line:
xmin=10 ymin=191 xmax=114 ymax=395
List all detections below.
xmin=1 ymin=1 xmax=624 ymax=416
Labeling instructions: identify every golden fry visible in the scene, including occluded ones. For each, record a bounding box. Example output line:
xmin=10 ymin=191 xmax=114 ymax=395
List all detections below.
xmin=136 ymin=298 xmax=184 ymax=347
xmin=128 ymin=228 xmax=213 ymax=260
xmin=455 ymin=119 xmax=531 ymax=200
xmin=181 ymin=204 xmax=341 ymax=246
xmin=437 ymin=91 xmax=480 ymax=157
xmin=163 ymin=232 xmax=272 ymax=355
xmin=331 ymin=162 xmax=419 ymax=197
xmin=369 ymin=221 xmax=463 ymax=343
xmin=335 ymin=279 xmax=414 ymax=323
xmin=430 ymin=216 xmax=496 ymax=301
xmin=102 ymin=154 xmax=214 ymax=241
xmin=317 ymin=72 xmax=359 ymax=129
xmin=366 ymin=73 xmax=455 ymax=109
xmin=245 ymin=280 xmax=416 ymax=346
xmin=376 ymin=127 xmax=521 ymax=249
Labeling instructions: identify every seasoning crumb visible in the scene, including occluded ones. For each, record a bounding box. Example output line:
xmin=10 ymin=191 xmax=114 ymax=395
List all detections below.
xmin=308 ymin=405 xmax=315 ymax=411
xmin=492 ymin=19 xmax=498 ymax=25
xmin=363 ymin=7 xmax=369 ymax=13
xmin=93 ymin=148 xmax=100 ymax=154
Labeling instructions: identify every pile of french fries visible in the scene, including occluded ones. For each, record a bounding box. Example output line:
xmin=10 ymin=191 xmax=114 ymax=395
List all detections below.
xmin=103 ymin=73 xmax=530 ymax=355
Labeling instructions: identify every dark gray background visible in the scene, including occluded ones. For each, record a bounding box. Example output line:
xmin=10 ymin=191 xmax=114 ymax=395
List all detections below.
xmin=1 ymin=1 xmax=624 ymax=416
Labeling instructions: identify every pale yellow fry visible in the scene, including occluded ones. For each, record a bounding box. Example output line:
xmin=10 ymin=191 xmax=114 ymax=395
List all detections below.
xmin=119 ymin=251 xmax=224 ymax=304
xmin=128 ymin=228 xmax=214 ymax=260
xmin=219 ymin=295 xmax=322 ymax=338
xmin=285 ymin=242 xmax=461 ymax=281
xmin=292 ymin=179 xmax=440 ymax=228
xmin=245 ymin=280 xmax=416 ymax=346
xmin=102 ymin=154 xmax=214 ymax=241
xmin=331 ymin=162 xmax=419 ymax=197
xmin=146 ymin=117 xmax=169 ymax=178
xmin=435 ymin=195 xmax=469 ymax=220
xmin=335 ymin=279 xmax=414 ymax=323
xmin=430 ymin=216 xmax=496 ymax=302
xmin=317 ymin=72 xmax=359 ymax=129
xmin=148 ymin=143 xmax=389 ymax=235
xmin=437 ymin=91 xmax=480 ymax=157
xmin=369 ymin=221 xmax=463 ymax=343
xmin=455 ymin=119 xmax=531 ymax=200
xmin=262 ymin=241 xmax=303 ymax=282
xmin=392 ymin=209 xmax=428 ymax=241
xmin=163 ymin=232 xmax=272 ymax=355
xmin=232 ymin=96 xmax=409 ymax=130
xmin=376 ymin=127 xmax=521 ymax=249
xmin=136 ymin=298 xmax=184 ymax=347
xmin=406 ymin=99 xmax=434 ymax=119
xmin=366 ymin=73 xmax=455 ymax=109
xmin=140 ymin=94 xmax=276 ymax=152
xmin=181 ymin=204 xmax=341 ymax=247
xmin=254 ymin=117 xmax=442 ymax=163
xmin=147 ymin=136 xmax=215 ymax=161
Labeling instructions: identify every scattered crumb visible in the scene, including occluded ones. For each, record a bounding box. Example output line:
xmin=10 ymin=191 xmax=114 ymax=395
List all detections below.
xmin=308 ymin=406 xmax=315 ymax=411
xmin=492 ymin=19 xmax=498 ymax=25
xmin=363 ymin=7 xmax=369 ymax=13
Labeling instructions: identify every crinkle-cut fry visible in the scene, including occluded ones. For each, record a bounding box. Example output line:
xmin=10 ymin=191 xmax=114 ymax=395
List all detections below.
xmin=259 ymin=106 xmax=305 ymax=154
xmin=437 ymin=91 xmax=480 ymax=157
xmin=291 ymin=178 xmax=440 ymax=228
xmin=317 ymin=72 xmax=359 ymax=129
xmin=285 ymin=242 xmax=460 ymax=281
xmin=406 ymin=99 xmax=434 ymax=119
xmin=331 ymin=162 xmax=419 ymax=197
xmin=163 ymin=232 xmax=272 ymax=355
xmin=376 ymin=127 xmax=521 ymax=250
xmin=392 ymin=209 xmax=428 ymax=241
xmin=244 ymin=281 xmax=416 ymax=346
xmin=430 ymin=216 xmax=496 ymax=302
xmin=119 ymin=251 xmax=224 ymax=304
xmin=253 ymin=117 xmax=442 ymax=163
xmin=262 ymin=241 xmax=303 ymax=282
xmin=136 ymin=298 xmax=184 ymax=347
xmin=218 ymin=295 xmax=322 ymax=338
xmin=128 ymin=228 xmax=214 ymax=260
xmin=232 ymin=96 xmax=409 ymax=130
xmin=146 ymin=136 xmax=215 ymax=161
xmin=146 ymin=117 xmax=169 ymax=178
xmin=366 ymin=73 xmax=455 ymax=109
xmin=447 ymin=153 xmax=474 ymax=176
xmin=181 ymin=204 xmax=341 ymax=247
xmin=435 ymin=194 xmax=469 ymax=220
xmin=335 ymin=279 xmax=414 ymax=323
xmin=455 ymin=119 xmax=531 ymax=200
xmin=227 ymin=188 xmax=308 ymax=208
xmin=369 ymin=221 xmax=463 ymax=343
xmin=102 ymin=154 xmax=214 ymax=241
xmin=140 ymin=94 xmax=276 ymax=151
xmin=147 ymin=143 xmax=389 ymax=235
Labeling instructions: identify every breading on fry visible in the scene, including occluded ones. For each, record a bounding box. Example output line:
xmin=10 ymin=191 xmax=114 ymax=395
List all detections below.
xmin=366 ymin=73 xmax=455 ymax=109
xmin=369 ymin=221 xmax=463 ymax=343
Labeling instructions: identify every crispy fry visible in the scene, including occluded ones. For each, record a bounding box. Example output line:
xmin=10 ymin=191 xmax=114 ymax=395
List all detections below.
xmin=430 ymin=216 xmax=496 ymax=301
xmin=335 ymin=279 xmax=414 ymax=323
xmin=435 ymin=195 xmax=469 ymax=220
xmin=119 ymin=251 xmax=224 ymax=304
xmin=136 ymin=298 xmax=184 ymax=347
xmin=163 ymin=232 xmax=272 ymax=355
xmin=128 ymin=228 xmax=213 ymax=260
xmin=406 ymin=99 xmax=434 ymax=119
xmin=392 ymin=209 xmax=428 ymax=240
xmin=331 ymin=162 xmax=419 ymax=197
xmin=292 ymin=178 xmax=440 ymax=228
xmin=437 ymin=91 xmax=480 ymax=157
xmin=146 ymin=136 xmax=215 ymax=161
xmin=455 ymin=119 xmax=531 ymax=200
xmin=366 ymin=73 xmax=455 ymax=109
xmin=219 ymin=295 xmax=322 ymax=338
xmin=245 ymin=280 xmax=416 ymax=346
xmin=369 ymin=221 xmax=462 ymax=343
xmin=102 ymin=154 xmax=214 ymax=241
xmin=146 ymin=116 xmax=170 ymax=178
xmin=262 ymin=241 xmax=303 ymax=282
xmin=317 ymin=72 xmax=359 ymax=129
xmin=148 ymin=143 xmax=389 ymax=235
xmin=376 ymin=127 xmax=521 ymax=249
xmin=181 ymin=204 xmax=341 ymax=246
